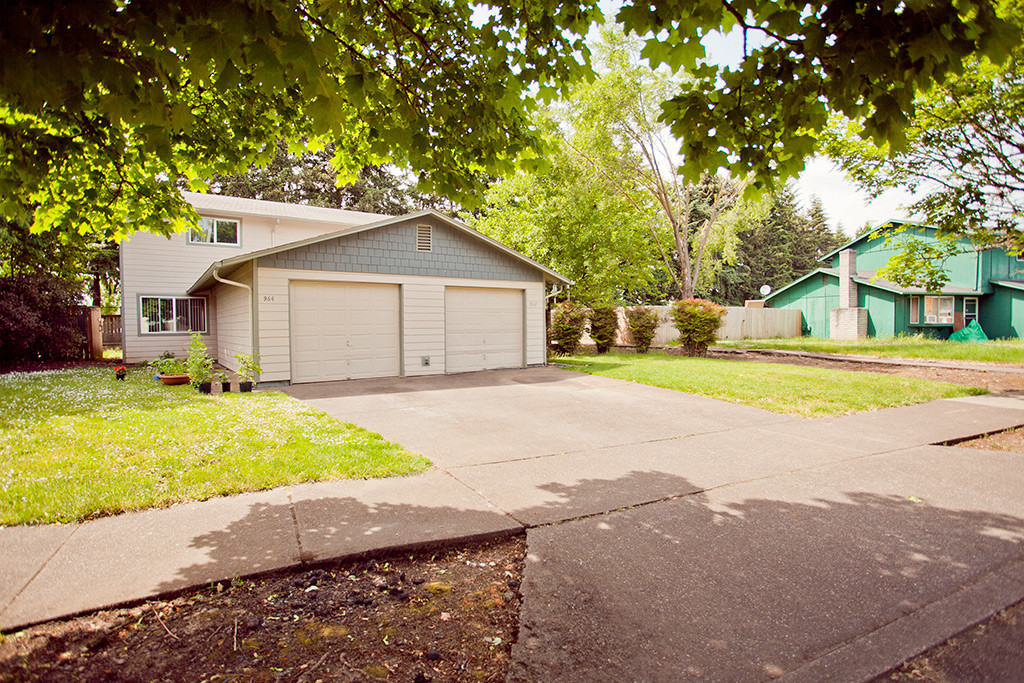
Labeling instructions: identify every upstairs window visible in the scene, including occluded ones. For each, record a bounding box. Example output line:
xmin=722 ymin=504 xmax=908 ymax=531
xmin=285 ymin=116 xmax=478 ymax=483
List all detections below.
xmin=189 ymin=217 xmax=239 ymax=245
xmin=140 ymin=296 xmax=208 ymax=334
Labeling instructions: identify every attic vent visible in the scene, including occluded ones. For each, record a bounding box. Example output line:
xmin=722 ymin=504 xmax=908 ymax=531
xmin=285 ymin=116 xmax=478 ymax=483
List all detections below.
xmin=416 ymin=225 xmax=432 ymax=252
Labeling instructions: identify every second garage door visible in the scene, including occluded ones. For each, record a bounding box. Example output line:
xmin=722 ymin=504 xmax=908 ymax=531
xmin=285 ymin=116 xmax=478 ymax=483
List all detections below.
xmin=445 ymin=287 xmax=523 ymax=373
xmin=290 ymin=281 xmax=400 ymax=383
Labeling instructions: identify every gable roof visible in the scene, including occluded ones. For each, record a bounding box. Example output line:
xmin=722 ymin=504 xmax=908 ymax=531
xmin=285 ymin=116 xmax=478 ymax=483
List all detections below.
xmin=187 ymin=208 xmax=570 ymax=293
xmin=817 ymin=219 xmax=938 ymax=264
xmin=764 ymin=266 xmax=985 ymax=302
xmin=184 ymin=191 xmax=385 ymax=227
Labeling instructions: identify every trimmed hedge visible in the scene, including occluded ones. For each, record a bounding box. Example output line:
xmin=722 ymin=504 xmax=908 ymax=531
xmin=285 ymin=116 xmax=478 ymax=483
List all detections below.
xmin=0 ymin=275 xmax=85 ymax=365
xmin=550 ymin=302 xmax=588 ymax=355
xmin=626 ymin=306 xmax=661 ymax=354
xmin=671 ymin=298 xmax=727 ymax=356
xmin=589 ymin=304 xmax=619 ymax=354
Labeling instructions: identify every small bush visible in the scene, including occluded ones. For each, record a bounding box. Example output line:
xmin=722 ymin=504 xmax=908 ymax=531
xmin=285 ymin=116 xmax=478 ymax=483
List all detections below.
xmin=550 ymin=302 xmax=588 ymax=355
xmin=671 ymin=298 xmax=727 ymax=356
xmin=187 ymin=331 xmax=214 ymax=386
xmin=0 ymin=275 xmax=84 ymax=365
xmin=626 ymin=306 xmax=661 ymax=353
xmin=589 ymin=305 xmax=619 ymax=354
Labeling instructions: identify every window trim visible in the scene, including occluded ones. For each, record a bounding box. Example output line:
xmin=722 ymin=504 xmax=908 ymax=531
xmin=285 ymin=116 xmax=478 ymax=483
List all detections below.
xmin=909 ymin=295 xmax=920 ymax=325
xmin=922 ymin=295 xmax=954 ymax=325
xmin=963 ymin=296 xmax=979 ymax=324
xmin=139 ymin=295 xmax=208 ymax=335
xmin=188 ymin=216 xmax=241 ymax=247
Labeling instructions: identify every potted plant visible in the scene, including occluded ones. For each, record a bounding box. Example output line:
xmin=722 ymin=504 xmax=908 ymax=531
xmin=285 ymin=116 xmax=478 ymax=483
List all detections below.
xmin=114 ymin=365 xmax=127 ymax=381
xmin=234 ymin=352 xmax=261 ymax=392
xmin=187 ymin=332 xmax=214 ymax=393
xmin=217 ymin=371 xmax=231 ymax=393
xmin=151 ymin=356 xmax=189 ymax=385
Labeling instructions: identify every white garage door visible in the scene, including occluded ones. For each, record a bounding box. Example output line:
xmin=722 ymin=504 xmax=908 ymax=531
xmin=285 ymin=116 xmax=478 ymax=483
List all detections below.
xmin=290 ymin=282 xmax=400 ymax=383
xmin=445 ymin=287 xmax=523 ymax=373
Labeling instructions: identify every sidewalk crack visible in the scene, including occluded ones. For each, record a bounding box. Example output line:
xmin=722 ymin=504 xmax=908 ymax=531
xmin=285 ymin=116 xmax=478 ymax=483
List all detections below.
xmin=0 ymin=524 xmax=80 ymax=618
xmin=287 ymin=492 xmax=313 ymax=564
xmin=440 ymin=468 xmax=529 ymax=528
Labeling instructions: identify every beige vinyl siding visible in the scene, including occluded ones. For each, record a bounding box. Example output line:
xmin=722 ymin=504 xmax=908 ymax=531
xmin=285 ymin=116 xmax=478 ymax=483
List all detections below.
xmin=255 ymin=267 xmax=546 ymax=383
xmin=523 ymin=281 xmax=544 ymax=366
xmin=121 ymin=214 xmax=369 ymax=363
xmin=213 ymin=261 xmax=253 ymax=373
xmin=403 ymin=284 xmax=446 ymax=376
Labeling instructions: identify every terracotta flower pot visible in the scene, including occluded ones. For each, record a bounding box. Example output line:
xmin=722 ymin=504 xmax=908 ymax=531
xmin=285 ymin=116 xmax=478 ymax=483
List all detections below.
xmin=158 ymin=374 xmax=190 ymax=386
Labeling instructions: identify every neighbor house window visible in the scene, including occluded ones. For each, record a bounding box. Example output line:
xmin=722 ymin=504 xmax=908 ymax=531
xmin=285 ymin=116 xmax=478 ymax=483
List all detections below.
xmin=189 ymin=217 xmax=239 ymax=245
xmin=923 ymin=295 xmax=954 ymax=324
xmin=964 ymin=297 xmax=979 ymax=324
xmin=140 ymin=296 xmax=207 ymax=334
xmin=909 ymin=296 xmax=920 ymax=325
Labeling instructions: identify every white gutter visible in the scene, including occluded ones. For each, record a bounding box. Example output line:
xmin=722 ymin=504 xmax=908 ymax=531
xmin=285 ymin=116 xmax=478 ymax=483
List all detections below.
xmin=212 ymin=265 xmax=255 ymax=358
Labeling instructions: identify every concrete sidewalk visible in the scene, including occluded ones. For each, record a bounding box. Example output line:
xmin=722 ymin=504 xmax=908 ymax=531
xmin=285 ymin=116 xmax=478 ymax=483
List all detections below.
xmin=3 ymin=368 xmax=1024 ymax=682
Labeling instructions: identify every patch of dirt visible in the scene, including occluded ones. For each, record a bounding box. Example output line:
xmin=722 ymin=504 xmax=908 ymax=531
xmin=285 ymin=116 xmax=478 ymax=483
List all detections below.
xmin=0 ymin=537 xmax=525 ymax=683
xmin=954 ymin=427 xmax=1024 ymax=454
xmin=873 ymin=598 xmax=1024 ymax=682
xmin=707 ymin=349 xmax=1024 ymax=394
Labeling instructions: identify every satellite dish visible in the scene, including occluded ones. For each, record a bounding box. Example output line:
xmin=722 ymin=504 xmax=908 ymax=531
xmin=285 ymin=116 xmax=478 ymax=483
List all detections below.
xmin=759 ymin=284 xmax=772 ymax=297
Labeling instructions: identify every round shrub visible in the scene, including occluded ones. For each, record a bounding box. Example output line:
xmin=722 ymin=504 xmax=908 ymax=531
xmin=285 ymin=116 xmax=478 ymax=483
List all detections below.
xmin=589 ymin=304 xmax=619 ymax=354
xmin=550 ymin=302 xmax=588 ymax=355
xmin=625 ymin=306 xmax=661 ymax=354
xmin=671 ymin=298 xmax=727 ymax=356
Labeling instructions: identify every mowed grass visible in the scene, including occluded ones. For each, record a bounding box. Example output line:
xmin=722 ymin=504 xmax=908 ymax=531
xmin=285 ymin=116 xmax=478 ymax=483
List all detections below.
xmin=557 ymin=352 xmax=986 ymax=417
xmin=0 ymin=367 xmax=429 ymax=526
xmin=716 ymin=335 xmax=1024 ymax=364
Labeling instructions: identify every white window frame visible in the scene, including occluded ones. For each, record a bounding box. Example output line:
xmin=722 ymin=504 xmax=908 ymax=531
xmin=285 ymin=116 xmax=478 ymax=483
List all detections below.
xmin=909 ymin=295 xmax=920 ymax=325
xmin=139 ymin=296 xmax=208 ymax=335
xmin=188 ymin=217 xmax=240 ymax=246
xmin=963 ymin=297 xmax=979 ymax=324
xmin=923 ymin=295 xmax=954 ymax=324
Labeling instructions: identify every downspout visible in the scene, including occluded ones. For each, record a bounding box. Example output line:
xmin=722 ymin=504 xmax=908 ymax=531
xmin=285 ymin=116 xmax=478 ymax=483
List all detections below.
xmin=212 ymin=265 xmax=255 ymax=363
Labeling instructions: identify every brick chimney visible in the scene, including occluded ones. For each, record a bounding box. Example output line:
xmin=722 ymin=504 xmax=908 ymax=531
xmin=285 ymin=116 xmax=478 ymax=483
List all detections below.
xmin=838 ymin=249 xmax=857 ymax=309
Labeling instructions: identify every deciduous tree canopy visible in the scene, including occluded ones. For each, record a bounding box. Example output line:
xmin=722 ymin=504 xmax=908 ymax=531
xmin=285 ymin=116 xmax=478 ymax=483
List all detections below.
xmin=1 ymin=0 xmax=1014 ymax=241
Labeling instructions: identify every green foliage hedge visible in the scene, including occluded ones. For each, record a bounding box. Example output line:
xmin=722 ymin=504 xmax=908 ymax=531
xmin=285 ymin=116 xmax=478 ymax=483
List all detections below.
xmin=589 ymin=305 xmax=619 ymax=354
xmin=0 ymin=275 xmax=84 ymax=365
xmin=550 ymin=302 xmax=588 ymax=355
xmin=626 ymin=306 xmax=661 ymax=354
xmin=671 ymin=298 xmax=727 ymax=356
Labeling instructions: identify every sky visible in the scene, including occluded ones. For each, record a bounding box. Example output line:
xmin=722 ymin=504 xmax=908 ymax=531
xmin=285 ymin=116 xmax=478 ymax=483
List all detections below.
xmin=700 ymin=29 xmax=918 ymax=237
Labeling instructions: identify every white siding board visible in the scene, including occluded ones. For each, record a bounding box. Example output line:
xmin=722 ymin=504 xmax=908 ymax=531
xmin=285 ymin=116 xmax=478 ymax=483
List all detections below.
xmin=122 ymin=209 xmax=371 ymax=363
xmin=255 ymin=267 xmax=545 ymax=383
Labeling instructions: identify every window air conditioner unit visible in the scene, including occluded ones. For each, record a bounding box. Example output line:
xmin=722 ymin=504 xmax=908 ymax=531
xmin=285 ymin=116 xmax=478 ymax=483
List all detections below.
xmin=925 ymin=315 xmax=937 ymax=323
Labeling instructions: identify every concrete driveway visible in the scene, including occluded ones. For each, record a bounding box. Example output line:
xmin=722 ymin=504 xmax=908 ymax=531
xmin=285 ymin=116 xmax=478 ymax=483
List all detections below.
xmin=282 ymin=367 xmax=1024 ymax=681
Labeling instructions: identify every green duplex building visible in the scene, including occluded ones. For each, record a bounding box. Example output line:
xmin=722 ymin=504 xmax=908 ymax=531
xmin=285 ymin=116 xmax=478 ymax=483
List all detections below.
xmin=765 ymin=221 xmax=1024 ymax=339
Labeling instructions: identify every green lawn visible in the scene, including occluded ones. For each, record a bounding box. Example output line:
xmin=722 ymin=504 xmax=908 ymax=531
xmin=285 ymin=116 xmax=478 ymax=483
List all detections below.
xmin=557 ymin=352 xmax=986 ymax=417
xmin=0 ymin=367 xmax=429 ymax=526
xmin=716 ymin=335 xmax=1024 ymax=364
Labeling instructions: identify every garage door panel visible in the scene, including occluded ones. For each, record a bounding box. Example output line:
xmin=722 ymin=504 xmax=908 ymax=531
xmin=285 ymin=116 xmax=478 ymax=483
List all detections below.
xmin=445 ymin=287 xmax=523 ymax=374
xmin=290 ymin=282 xmax=400 ymax=383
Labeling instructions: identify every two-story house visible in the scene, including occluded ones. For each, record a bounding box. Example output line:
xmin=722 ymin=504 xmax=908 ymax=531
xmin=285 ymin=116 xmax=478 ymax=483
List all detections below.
xmin=120 ymin=192 xmax=568 ymax=383
xmin=764 ymin=220 xmax=1024 ymax=339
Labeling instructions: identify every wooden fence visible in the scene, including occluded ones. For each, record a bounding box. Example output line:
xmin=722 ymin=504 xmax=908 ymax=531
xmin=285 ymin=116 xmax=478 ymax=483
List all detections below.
xmin=101 ymin=314 xmax=122 ymax=348
xmin=580 ymin=305 xmax=802 ymax=347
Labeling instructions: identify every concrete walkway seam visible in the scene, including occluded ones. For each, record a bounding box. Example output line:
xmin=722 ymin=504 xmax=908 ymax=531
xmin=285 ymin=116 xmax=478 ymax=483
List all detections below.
xmin=777 ymin=556 xmax=1024 ymax=683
